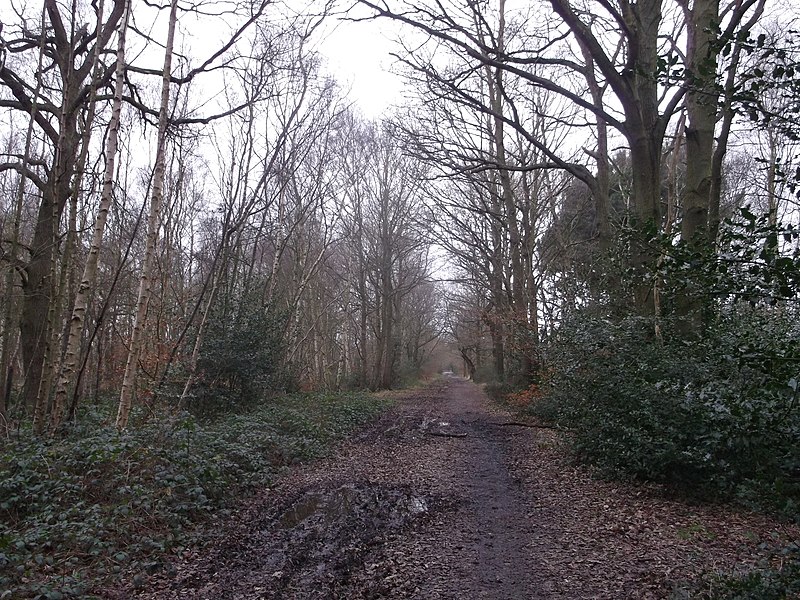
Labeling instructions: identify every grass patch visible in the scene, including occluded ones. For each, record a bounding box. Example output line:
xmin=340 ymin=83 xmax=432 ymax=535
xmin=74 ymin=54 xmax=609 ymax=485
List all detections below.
xmin=0 ymin=391 xmax=391 ymax=599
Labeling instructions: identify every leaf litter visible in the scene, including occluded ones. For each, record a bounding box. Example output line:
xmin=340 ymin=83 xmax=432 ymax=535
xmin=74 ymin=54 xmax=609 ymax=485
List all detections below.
xmin=109 ymin=379 xmax=799 ymax=599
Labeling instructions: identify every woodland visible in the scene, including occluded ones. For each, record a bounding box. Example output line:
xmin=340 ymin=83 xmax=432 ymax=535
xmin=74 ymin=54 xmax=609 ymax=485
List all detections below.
xmin=0 ymin=0 xmax=799 ymax=596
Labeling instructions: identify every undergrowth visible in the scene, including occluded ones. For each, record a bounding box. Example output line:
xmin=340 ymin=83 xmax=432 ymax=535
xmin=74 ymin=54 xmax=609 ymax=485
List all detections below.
xmin=537 ymin=309 xmax=800 ymax=515
xmin=671 ymin=541 xmax=800 ymax=599
xmin=0 ymin=391 xmax=390 ymax=599
xmin=512 ymin=305 xmax=800 ymax=598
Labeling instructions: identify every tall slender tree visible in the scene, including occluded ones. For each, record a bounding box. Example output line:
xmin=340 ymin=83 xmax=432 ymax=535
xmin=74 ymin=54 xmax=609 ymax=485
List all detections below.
xmin=0 ymin=0 xmax=126 ymax=412
xmin=116 ymin=0 xmax=179 ymax=430
xmin=50 ymin=0 xmax=131 ymax=432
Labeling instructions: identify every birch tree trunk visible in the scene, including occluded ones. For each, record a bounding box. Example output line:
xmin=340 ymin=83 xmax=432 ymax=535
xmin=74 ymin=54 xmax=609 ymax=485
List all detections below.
xmin=116 ymin=0 xmax=178 ymax=430
xmin=50 ymin=0 xmax=130 ymax=432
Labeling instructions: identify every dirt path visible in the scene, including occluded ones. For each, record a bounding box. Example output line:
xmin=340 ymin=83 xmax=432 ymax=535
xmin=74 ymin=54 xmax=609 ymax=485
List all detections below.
xmin=120 ymin=378 xmax=799 ymax=599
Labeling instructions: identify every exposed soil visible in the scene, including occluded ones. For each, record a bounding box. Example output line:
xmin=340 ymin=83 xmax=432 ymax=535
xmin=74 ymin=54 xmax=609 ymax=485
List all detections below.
xmin=111 ymin=378 xmax=799 ymax=599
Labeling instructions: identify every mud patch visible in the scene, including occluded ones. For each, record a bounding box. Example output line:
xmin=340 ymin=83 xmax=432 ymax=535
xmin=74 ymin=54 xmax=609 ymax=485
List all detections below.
xmin=147 ymin=481 xmax=444 ymax=599
xmin=260 ymin=482 xmax=443 ymax=599
xmin=277 ymin=483 xmax=430 ymax=532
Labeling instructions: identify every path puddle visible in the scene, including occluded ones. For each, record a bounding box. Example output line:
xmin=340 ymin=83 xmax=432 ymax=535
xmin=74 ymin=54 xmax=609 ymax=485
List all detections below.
xmin=277 ymin=484 xmax=430 ymax=531
xmin=279 ymin=485 xmax=359 ymax=529
xmin=278 ymin=494 xmax=320 ymax=528
xmin=409 ymin=496 xmax=428 ymax=514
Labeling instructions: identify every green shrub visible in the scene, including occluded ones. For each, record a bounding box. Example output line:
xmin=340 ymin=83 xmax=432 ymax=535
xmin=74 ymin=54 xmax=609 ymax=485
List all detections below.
xmin=543 ymin=306 xmax=800 ymax=514
xmin=191 ymin=299 xmax=291 ymax=415
xmin=701 ymin=543 xmax=800 ymax=599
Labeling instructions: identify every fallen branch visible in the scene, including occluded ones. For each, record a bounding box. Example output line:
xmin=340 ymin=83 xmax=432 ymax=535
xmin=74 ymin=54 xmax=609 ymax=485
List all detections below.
xmin=490 ymin=421 xmax=558 ymax=430
xmin=426 ymin=430 xmax=468 ymax=438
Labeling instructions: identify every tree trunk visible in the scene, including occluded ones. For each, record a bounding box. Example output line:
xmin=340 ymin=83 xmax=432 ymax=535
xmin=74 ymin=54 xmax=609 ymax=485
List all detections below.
xmin=51 ymin=0 xmax=130 ymax=432
xmin=681 ymin=0 xmax=720 ymax=249
xmin=460 ymin=347 xmax=476 ymax=380
xmin=627 ymin=128 xmax=663 ymax=314
xmin=22 ymin=184 xmax=62 ymax=416
xmin=488 ymin=254 xmax=505 ymax=380
xmin=116 ymin=0 xmax=178 ymax=430
xmin=486 ymin=0 xmax=529 ymax=379
xmin=31 ymin=257 xmax=60 ymax=434
xmin=377 ymin=222 xmax=395 ymax=390
xmin=677 ymin=0 xmax=720 ymax=335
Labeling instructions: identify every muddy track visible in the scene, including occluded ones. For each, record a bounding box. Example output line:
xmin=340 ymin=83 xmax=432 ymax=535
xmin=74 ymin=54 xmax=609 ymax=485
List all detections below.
xmin=117 ymin=378 xmax=800 ymax=599
xmin=116 ymin=378 xmax=543 ymax=599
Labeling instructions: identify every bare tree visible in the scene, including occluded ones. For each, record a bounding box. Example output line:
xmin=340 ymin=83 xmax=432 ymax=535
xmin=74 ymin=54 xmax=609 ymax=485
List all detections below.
xmin=50 ymin=0 xmax=131 ymax=432
xmin=116 ymin=0 xmax=179 ymax=430
xmin=358 ymin=0 xmax=767 ymax=316
xmin=0 ymin=0 xmax=127 ymax=413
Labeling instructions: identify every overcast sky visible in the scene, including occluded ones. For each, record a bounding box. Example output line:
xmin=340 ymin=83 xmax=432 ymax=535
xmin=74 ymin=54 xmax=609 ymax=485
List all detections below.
xmin=316 ymin=15 xmax=407 ymax=118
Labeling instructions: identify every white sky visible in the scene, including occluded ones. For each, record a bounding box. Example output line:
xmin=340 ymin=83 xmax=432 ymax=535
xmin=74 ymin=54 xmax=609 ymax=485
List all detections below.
xmin=315 ymin=16 xmax=407 ymax=119
xmin=0 ymin=0 xmax=405 ymax=120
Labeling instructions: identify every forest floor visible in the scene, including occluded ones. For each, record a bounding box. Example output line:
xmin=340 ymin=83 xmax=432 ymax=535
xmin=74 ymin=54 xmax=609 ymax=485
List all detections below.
xmin=109 ymin=377 xmax=800 ymax=599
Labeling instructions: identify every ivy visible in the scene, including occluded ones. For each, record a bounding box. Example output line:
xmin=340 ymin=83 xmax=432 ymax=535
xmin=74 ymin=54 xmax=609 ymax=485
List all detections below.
xmin=0 ymin=392 xmax=390 ymax=598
